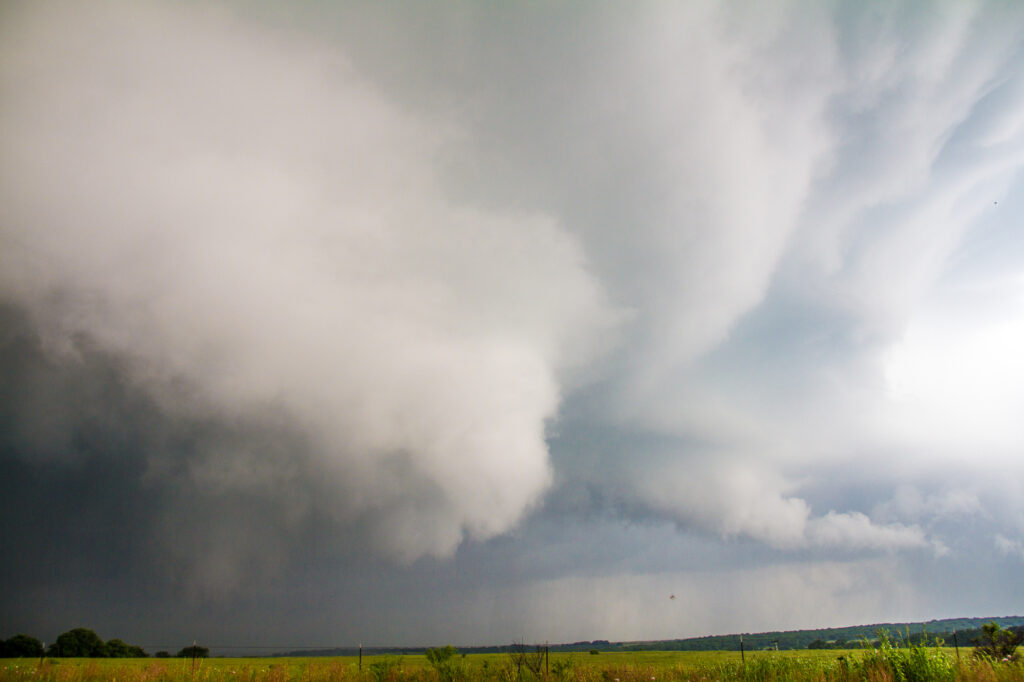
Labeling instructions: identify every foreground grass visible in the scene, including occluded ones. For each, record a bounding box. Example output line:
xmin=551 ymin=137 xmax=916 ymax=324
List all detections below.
xmin=2 ymin=649 xmax=1022 ymax=681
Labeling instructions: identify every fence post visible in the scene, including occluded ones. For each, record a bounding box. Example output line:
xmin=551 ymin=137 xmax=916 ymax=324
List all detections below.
xmin=740 ymin=634 xmax=745 ymax=665
xmin=359 ymin=644 xmax=362 ymax=672
xmin=953 ymin=630 xmax=960 ymax=663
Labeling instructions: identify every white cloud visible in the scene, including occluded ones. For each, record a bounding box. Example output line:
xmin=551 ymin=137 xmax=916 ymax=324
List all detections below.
xmin=995 ymin=534 xmax=1024 ymax=560
xmin=640 ymin=457 xmax=809 ymax=547
xmin=806 ymin=512 xmax=929 ymax=552
xmin=639 ymin=457 xmax=929 ymax=552
xmin=0 ymin=1 xmax=615 ymax=563
xmin=874 ymin=485 xmax=984 ymax=523
xmin=594 ymin=1 xmax=1024 ymax=554
xmin=590 ymin=2 xmax=838 ymax=406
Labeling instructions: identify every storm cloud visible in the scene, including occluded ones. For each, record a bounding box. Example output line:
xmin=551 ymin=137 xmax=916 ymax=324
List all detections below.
xmin=2 ymin=0 xmax=1024 ymax=648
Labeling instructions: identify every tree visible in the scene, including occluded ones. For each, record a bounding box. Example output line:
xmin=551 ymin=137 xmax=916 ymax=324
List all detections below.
xmin=973 ymin=622 xmax=1023 ymax=662
xmin=508 ymin=642 xmax=544 ymax=677
xmin=2 ymin=634 xmax=45 ymax=658
xmin=49 ymin=628 xmax=107 ymax=657
xmin=105 ymin=638 xmax=147 ymax=658
xmin=177 ymin=645 xmax=209 ymax=658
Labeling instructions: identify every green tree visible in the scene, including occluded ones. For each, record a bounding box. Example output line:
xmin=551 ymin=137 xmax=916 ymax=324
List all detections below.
xmin=2 ymin=634 xmax=45 ymax=657
xmin=49 ymin=628 xmax=107 ymax=657
xmin=105 ymin=638 xmax=147 ymax=658
xmin=973 ymin=621 xmax=1023 ymax=661
xmin=177 ymin=645 xmax=209 ymax=658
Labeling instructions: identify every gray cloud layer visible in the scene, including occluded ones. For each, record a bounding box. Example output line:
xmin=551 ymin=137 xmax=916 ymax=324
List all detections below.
xmin=3 ymin=0 xmax=1024 ymax=646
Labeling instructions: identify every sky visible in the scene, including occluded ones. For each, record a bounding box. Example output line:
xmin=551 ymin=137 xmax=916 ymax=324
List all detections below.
xmin=2 ymin=0 xmax=1024 ymax=652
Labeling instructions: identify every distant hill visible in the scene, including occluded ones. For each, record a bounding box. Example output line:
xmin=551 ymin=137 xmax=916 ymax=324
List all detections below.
xmin=275 ymin=616 xmax=1024 ymax=656
xmin=611 ymin=616 xmax=1024 ymax=652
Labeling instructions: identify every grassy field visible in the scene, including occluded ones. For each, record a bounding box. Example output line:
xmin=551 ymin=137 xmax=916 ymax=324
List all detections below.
xmin=2 ymin=648 xmax=1022 ymax=681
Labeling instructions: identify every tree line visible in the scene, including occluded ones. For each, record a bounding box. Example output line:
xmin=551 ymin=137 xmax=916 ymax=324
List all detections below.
xmin=0 ymin=628 xmax=208 ymax=659
xmin=614 ymin=617 xmax=1024 ymax=652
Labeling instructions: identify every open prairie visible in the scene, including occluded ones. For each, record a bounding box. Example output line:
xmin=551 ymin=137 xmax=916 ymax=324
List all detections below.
xmin=3 ymin=648 xmax=1023 ymax=681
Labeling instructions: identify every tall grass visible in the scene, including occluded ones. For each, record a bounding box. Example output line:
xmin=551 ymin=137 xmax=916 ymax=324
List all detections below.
xmin=2 ymin=648 xmax=1022 ymax=682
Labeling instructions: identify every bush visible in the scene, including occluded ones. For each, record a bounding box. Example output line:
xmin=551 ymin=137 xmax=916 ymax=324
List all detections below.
xmin=856 ymin=628 xmax=955 ymax=682
xmin=550 ymin=657 xmax=575 ymax=680
xmin=177 ymin=645 xmax=210 ymax=658
xmin=425 ymin=645 xmax=457 ymax=666
xmin=427 ymin=645 xmax=466 ymax=681
xmin=368 ymin=655 xmax=402 ymax=681
xmin=973 ymin=621 xmax=1023 ymax=662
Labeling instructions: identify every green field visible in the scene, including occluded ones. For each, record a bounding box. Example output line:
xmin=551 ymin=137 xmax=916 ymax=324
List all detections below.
xmin=2 ymin=648 xmax=1023 ymax=681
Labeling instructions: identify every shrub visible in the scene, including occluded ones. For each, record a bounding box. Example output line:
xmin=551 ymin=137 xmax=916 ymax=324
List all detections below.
xmin=855 ymin=628 xmax=954 ymax=682
xmin=427 ymin=645 xmax=466 ymax=681
xmin=973 ymin=621 xmax=1023 ymax=662
xmin=550 ymin=657 xmax=575 ymax=680
xmin=425 ymin=645 xmax=457 ymax=667
xmin=368 ymin=655 xmax=402 ymax=681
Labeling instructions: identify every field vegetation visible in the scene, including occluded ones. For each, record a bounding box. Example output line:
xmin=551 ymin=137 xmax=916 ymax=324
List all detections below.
xmin=2 ymin=624 xmax=1021 ymax=681
xmin=2 ymin=648 xmax=1023 ymax=681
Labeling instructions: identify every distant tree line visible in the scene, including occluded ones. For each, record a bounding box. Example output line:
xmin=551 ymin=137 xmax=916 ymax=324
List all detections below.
xmin=44 ymin=628 xmax=147 ymax=657
xmin=613 ymin=617 xmax=1024 ymax=653
xmin=0 ymin=628 xmax=210 ymax=659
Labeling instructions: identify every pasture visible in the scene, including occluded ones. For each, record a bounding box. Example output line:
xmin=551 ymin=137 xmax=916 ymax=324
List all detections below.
xmin=2 ymin=648 xmax=1023 ymax=681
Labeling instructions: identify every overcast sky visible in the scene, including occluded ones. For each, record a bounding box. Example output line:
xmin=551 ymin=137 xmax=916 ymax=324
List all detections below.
xmin=2 ymin=0 xmax=1024 ymax=652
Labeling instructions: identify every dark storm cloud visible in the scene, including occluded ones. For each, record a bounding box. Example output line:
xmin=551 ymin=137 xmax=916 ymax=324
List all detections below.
xmin=0 ymin=305 xmax=300 ymax=634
